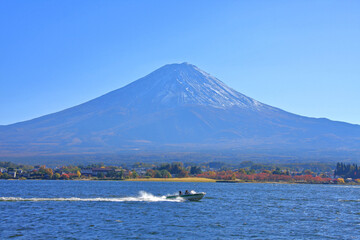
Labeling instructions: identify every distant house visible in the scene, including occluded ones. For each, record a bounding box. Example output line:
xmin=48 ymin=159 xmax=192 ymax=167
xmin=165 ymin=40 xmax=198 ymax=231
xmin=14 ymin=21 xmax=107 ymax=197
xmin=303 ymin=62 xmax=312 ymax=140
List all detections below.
xmin=80 ymin=168 xmax=93 ymax=176
xmin=0 ymin=168 xmax=6 ymax=173
xmin=81 ymin=167 xmax=113 ymax=176
xmin=92 ymin=168 xmax=113 ymax=176
xmin=7 ymin=170 xmax=16 ymax=178
xmin=133 ymin=168 xmax=146 ymax=175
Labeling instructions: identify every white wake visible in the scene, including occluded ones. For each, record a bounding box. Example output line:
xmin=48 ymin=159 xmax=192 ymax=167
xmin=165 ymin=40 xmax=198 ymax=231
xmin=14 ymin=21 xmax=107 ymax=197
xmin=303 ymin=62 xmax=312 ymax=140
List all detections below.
xmin=0 ymin=191 xmax=183 ymax=203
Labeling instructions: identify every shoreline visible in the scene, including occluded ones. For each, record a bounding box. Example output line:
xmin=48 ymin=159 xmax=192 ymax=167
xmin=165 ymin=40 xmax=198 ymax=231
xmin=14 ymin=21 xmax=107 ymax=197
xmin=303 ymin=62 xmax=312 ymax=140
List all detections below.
xmin=124 ymin=177 xmax=216 ymax=183
xmin=2 ymin=178 xmax=352 ymax=185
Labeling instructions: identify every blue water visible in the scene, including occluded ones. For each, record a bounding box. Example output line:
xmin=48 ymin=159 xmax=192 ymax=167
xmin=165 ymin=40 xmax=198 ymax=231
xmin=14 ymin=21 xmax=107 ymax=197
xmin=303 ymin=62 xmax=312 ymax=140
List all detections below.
xmin=1 ymin=180 xmax=360 ymax=239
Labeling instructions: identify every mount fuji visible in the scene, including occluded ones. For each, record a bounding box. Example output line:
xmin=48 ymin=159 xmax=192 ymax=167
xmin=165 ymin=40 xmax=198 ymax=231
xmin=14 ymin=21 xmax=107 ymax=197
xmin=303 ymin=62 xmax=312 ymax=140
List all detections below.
xmin=1 ymin=63 xmax=360 ymax=163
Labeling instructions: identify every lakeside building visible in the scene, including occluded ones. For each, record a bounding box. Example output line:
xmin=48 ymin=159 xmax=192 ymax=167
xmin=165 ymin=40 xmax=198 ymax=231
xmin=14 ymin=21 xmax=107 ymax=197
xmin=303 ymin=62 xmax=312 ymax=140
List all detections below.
xmin=81 ymin=167 xmax=114 ymax=177
xmin=7 ymin=170 xmax=16 ymax=178
xmin=132 ymin=167 xmax=146 ymax=175
xmin=80 ymin=168 xmax=93 ymax=176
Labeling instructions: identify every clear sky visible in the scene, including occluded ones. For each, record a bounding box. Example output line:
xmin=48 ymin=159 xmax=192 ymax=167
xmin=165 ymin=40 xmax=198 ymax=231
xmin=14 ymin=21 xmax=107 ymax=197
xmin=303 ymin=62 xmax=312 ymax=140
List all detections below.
xmin=0 ymin=0 xmax=359 ymax=125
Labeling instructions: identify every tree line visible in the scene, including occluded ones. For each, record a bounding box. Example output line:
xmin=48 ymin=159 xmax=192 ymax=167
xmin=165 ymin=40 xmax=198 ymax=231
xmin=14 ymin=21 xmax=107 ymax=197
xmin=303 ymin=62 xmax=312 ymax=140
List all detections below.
xmin=334 ymin=162 xmax=360 ymax=179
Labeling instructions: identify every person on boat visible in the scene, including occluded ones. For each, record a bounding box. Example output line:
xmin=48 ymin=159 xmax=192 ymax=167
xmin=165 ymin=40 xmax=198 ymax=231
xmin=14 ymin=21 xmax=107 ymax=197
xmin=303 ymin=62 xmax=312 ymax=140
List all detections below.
xmin=185 ymin=190 xmax=189 ymax=195
xmin=179 ymin=191 xmax=182 ymax=196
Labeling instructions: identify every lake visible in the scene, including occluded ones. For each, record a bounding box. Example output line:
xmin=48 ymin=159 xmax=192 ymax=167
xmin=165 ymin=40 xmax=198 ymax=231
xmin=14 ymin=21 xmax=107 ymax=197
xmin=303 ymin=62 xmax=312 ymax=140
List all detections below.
xmin=1 ymin=180 xmax=359 ymax=239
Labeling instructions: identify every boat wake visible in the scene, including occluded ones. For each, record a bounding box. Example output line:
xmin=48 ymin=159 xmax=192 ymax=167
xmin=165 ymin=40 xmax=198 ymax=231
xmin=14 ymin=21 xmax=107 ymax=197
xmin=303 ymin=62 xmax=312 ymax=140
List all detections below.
xmin=0 ymin=191 xmax=184 ymax=203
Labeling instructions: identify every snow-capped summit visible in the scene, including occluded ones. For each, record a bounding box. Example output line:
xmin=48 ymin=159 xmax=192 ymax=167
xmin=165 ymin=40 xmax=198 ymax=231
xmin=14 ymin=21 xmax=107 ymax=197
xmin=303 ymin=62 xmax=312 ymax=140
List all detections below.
xmin=106 ymin=62 xmax=265 ymax=110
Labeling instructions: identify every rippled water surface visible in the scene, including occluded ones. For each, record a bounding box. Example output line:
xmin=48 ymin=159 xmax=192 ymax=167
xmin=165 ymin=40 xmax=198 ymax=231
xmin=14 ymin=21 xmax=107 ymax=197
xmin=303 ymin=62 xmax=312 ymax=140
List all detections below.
xmin=1 ymin=180 xmax=360 ymax=239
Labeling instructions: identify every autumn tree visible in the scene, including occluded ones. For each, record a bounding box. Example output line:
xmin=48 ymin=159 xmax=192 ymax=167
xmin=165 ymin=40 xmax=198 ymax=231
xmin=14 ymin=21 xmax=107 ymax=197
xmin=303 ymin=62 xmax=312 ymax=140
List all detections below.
xmin=337 ymin=178 xmax=345 ymax=184
xmin=61 ymin=173 xmax=70 ymax=180
xmin=231 ymin=173 xmax=236 ymax=180
xmin=177 ymin=169 xmax=189 ymax=178
xmin=44 ymin=168 xmax=53 ymax=179
xmin=146 ymin=169 xmax=156 ymax=178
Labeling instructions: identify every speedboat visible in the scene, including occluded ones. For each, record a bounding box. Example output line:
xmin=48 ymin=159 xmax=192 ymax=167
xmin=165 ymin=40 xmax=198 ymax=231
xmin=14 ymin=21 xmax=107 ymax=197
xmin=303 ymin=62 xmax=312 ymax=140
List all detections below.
xmin=166 ymin=191 xmax=206 ymax=201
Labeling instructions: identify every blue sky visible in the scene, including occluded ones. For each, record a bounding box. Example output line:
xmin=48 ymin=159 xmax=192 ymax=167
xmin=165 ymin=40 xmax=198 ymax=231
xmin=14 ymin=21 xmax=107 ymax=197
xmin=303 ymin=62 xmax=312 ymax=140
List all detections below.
xmin=0 ymin=0 xmax=359 ymax=125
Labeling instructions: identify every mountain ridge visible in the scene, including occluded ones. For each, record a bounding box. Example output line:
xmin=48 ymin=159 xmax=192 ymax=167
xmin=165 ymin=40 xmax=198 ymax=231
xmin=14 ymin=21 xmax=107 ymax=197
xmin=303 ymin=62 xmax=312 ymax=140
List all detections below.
xmin=1 ymin=63 xmax=359 ymax=162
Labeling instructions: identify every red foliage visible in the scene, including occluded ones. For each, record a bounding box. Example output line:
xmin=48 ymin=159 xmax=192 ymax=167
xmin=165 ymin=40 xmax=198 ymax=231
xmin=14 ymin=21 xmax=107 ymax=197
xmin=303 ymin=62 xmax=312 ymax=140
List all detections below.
xmin=197 ymin=170 xmax=333 ymax=184
xmin=67 ymin=173 xmax=77 ymax=178
xmin=293 ymin=175 xmax=332 ymax=183
xmin=60 ymin=173 xmax=70 ymax=179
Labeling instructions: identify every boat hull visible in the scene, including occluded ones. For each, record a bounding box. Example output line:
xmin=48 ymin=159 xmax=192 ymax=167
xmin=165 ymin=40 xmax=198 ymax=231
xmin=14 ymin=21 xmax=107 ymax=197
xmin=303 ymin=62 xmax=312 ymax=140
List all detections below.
xmin=166 ymin=192 xmax=206 ymax=201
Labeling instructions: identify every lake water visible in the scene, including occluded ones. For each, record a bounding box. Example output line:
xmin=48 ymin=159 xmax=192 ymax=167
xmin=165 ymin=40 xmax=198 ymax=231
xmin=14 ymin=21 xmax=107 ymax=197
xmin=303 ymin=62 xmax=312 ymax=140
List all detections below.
xmin=1 ymin=180 xmax=359 ymax=239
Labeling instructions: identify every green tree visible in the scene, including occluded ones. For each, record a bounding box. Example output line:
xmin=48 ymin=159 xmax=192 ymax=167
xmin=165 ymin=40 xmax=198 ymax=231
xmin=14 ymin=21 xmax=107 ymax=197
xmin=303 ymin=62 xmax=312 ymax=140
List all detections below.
xmin=170 ymin=162 xmax=184 ymax=175
xmin=131 ymin=171 xmax=139 ymax=179
xmin=146 ymin=169 xmax=155 ymax=178
xmin=154 ymin=170 xmax=162 ymax=178
xmin=115 ymin=170 xmax=124 ymax=180
xmin=272 ymin=168 xmax=282 ymax=175
xmin=190 ymin=166 xmax=202 ymax=175
xmin=158 ymin=163 xmax=171 ymax=172
xmin=160 ymin=170 xmax=172 ymax=178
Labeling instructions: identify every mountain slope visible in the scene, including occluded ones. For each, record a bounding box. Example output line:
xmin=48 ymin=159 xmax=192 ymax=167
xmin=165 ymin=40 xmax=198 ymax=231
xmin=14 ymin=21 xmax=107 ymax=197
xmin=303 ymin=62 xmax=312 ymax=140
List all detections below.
xmin=1 ymin=62 xmax=360 ymax=159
